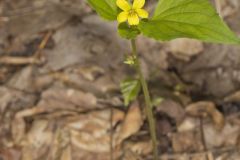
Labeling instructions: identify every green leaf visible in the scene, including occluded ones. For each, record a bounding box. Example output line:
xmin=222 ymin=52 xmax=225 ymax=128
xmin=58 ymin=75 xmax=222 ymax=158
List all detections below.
xmin=87 ymin=0 xmax=118 ymax=21
xmin=120 ymin=78 xmax=141 ymax=106
xmin=139 ymin=0 xmax=240 ymax=44
xmin=152 ymin=97 xmax=164 ymax=107
xmin=124 ymin=55 xmax=137 ymax=66
xmin=118 ymin=23 xmax=140 ymax=39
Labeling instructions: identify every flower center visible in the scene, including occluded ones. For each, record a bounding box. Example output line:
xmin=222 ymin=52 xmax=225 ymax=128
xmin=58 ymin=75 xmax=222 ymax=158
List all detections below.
xmin=128 ymin=9 xmax=137 ymax=17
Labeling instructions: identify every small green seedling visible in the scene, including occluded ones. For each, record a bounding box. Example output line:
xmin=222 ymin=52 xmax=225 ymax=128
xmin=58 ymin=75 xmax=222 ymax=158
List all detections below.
xmin=87 ymin=0 xmax=240 ymax=159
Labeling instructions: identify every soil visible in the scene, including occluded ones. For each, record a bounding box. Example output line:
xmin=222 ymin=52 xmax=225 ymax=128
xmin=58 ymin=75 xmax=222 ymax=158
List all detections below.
xmin=0 ymin=0 xmax=240 ymax=160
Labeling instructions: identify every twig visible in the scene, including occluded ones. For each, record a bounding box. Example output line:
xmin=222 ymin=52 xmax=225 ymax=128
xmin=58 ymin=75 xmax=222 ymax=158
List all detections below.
xmin=34 ymin=31 xmax=53 ymax=58
xmin=0 ymin=31 xmax=52 ymax=65
xmin=0 ymin=56 xmax=42 ymax=65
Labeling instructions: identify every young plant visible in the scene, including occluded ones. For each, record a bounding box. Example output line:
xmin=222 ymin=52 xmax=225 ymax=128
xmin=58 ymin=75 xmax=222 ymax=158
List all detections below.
xmin=87 ymin=0 xmax=240 ymax=159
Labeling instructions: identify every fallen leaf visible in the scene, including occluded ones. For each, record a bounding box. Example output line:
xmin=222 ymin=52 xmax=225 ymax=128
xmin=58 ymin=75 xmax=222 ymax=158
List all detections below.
xmin=117 ymin=101 xmax=143 ymax=143
xmin=21 ymin=120 xmax=53 ymax=160
xmin=7 ymin=66 xmax=35 ymax=92
xmin=124 ymin=140 xmax=152 ymax=156
xmin=168 ymin=38 xmax=203 ymax=61
xmin=27 ymin=120 xmax=53 ymax=149
xmin=156 ymin=114 xmax=173 ymax=135
xmin=171 ymin=131 xmax=204 ymax=153
xmin=11 ymin=117 xmax=26 ymax=145
xmin=224 ymin=90 xmax=240 ymax=102
xmin=0 ymin=148 xmax=21 ymax=160
xmin=72 ymin=65 xmax=105 ymax=81
xmin=67 ymin=108 xmax=124 ymax=153
xmin=61 ymin=145 xmax=72 ymax=160
xmin=156 ymin=99 xmax=185 ymax=125
xmin=178 ymin=117 xmax=200 ymax=132
xmin=186 ymin=101 xmax=225 ymax=130
xmin=204 ymin=122 xmax=240 ymax=148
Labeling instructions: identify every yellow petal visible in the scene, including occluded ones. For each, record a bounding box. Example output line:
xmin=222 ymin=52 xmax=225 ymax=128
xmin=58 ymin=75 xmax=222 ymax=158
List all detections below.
xmin=116 ymin=0 xmax=131 ymax=11
xmin=117 ymin=11 xmax=128 ymax=23
xmin=128 ymin=13 xmax=139 ymax=25
xmin=136 ymin=9 xmax=148 ymax=18
xmin=133 ymin=0 xmax=145 ymax=9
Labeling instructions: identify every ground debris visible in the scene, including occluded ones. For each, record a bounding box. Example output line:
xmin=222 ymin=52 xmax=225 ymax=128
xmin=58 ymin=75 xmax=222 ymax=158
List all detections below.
xmin=0 ymin=1 xmax=240 ymax=159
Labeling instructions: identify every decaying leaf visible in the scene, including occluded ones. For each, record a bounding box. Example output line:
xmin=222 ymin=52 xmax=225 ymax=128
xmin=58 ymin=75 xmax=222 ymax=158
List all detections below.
xmin=171 ymin=131 xmax=204 ymax=153
xmin=21 ymin=120 xmax=53 ymax=160
xmin=116 ymin=101 xmax=143 ymax=143
xmin=156 ymin=99 xmax=185 ymax=125
xmin=177 ymin=117 xmax=200 ymax=132
xmin=11 ymin=117 xmax=26 ymax=145
xmin=0 ymin=148 xmax=21 ymax=160
xmin=37 ymin=87 xmax=98 ymax=112
xmin=204 ymin=122 xmax=240 ymax=148
xmin=124 ymin=140 xmax=152 ymax=156
xmin=186 ymin=101 xmax=225 ymax=130
xmin=27 ymin=120 xmax=53 ymax=148
xmin=72 ymin=65 xmax=105 ymax=81
xmin=60 ymin=146 xmax=72 ymax=160
xmin=224 ymin=90 xmax=240 ymax=102
xmin=168 ymin=38 xmax=204 ymax=61
xmin=14 ymin=87 xmax=99 ymax=120
xmin=7 ymin=66 xmax=35 ymax=92
xmin=68 ymin=101 xmax=143 ymax=154
xmin=67 ymin=108 xmax=124 ymax=153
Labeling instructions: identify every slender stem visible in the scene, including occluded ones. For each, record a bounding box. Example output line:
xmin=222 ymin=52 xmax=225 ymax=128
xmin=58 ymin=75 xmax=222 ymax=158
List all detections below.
xmin=131 ymin=39 xmax=159 ymax=160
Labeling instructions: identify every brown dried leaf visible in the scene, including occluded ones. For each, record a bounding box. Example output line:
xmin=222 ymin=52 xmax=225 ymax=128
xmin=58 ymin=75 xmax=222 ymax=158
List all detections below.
xmin=21 ymin=120 xmax=53 ymax=160
xmin=168 ymin=38 xmax=203 ymax=61
xmin=13 ymin=87 xmax=99 ymax=119
xmin=177 ymin=117 xmax=200 ymax=132
xmin=186 ymin=101 xmax=225 ymax=130
xmin=67 ymin=109 xmax=124 ymax=153
xmin=157 ymin=99 xmax=185 ymax=125
xmin=27 ymin=120 xmax=53 ymax=148
xmin=60 ymin=145 xmax=72 ymax=160
xmin=37 ymin=87 xmax=98 ymax=112
xmin=0 ymin=148 xmax=21 ymax=160
xmin=204 ymin=122 xmax=240 ymax=148
xmin=7 ymin=66 xmax=34 ymax=92
xmin=117 ymin=101 xmax=143 ymax=143
xmin=11 ymin=117 xmax=26 ymax=145
xmin=72 ymin=65 xmax=105 ymax=81
xmin=171 ymin=131 xmax=204 ymax=152
xmin=224 ymin=90 xmax=240 ymax=102
xmin=124 ymin=140 xmax=152 ymax=156
xmin=49 ymin=128 xmax=71 ymax=160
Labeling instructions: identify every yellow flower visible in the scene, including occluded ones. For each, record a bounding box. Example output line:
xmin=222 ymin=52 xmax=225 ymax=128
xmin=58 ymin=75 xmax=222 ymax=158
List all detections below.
xmin=116 ymin=0 xmax=148 ymax=25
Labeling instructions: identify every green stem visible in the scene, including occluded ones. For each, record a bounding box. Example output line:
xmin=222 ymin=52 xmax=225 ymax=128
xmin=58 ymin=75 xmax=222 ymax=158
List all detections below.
xmin=131 ymin=39 xmax=159 ymax=160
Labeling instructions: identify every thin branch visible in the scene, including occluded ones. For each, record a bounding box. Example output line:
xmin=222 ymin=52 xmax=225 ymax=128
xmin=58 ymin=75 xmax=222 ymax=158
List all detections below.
xmin=0 ymin=56 xmax=42 ymax=65
xmin=0 ymin=31 xmax=52 ymax=65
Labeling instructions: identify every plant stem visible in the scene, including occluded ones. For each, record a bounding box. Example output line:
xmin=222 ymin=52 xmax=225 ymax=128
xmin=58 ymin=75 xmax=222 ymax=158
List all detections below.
xmin=131 ymin=39 xmax=159 ymax=160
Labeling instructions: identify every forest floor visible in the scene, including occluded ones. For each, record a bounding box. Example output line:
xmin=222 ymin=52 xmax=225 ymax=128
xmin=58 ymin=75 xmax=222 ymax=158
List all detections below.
xmin=0 ymin=0 xmax=240 ymax=160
